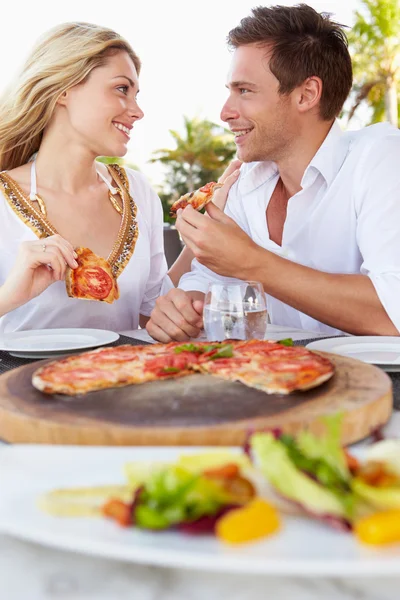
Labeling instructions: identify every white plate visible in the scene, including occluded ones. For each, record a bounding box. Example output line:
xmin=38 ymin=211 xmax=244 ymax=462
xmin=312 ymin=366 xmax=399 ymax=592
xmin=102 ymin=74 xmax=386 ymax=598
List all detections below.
xmin=0 ymin=328 xmax=119 ymax=358
xmin=306 ymin=336 xmax=400 ymax=367
xmin=0 ymin=445 xmax=399 ymax=576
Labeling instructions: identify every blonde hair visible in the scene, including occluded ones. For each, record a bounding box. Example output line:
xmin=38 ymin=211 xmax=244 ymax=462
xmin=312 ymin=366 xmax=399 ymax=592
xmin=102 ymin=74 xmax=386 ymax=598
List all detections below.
xmin=0 ymin=22 xmax=141 ymax=170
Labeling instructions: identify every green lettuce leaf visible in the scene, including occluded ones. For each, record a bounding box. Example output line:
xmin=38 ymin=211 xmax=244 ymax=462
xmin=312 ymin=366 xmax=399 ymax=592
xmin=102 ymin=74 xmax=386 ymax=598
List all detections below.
xmin=251 ymin=432 xmax=352 ymax=519
xmin=134 ymin=465 xmax=227 ymax=530
xmin=296 ymin=413 xmax=350 ymax=480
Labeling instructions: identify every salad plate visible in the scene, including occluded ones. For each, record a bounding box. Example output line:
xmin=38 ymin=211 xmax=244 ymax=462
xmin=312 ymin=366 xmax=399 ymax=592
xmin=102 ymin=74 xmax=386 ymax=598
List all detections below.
xmin=1 ymin=442 xmax=400 ymax=576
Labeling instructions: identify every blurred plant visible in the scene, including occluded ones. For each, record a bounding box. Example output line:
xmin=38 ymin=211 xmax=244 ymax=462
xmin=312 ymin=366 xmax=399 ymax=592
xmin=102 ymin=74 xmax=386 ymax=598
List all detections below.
xmin=151 ymin=116 xmax=236 ymax=212
xmin=347 ymin=0 xmax=400 ymax=126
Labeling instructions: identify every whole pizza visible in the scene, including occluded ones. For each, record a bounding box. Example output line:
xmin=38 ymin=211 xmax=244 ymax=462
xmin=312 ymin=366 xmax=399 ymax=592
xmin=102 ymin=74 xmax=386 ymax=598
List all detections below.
xmin=32 ymin=339 xmax=334 ymax=396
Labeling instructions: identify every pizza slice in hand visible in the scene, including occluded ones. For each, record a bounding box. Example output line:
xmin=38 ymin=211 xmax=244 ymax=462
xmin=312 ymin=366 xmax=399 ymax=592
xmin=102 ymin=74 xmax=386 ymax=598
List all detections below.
xmin=66 ymin=247 xmax=119 ymax=304
xmin=169 ymin=181 xmax=223 ymax=217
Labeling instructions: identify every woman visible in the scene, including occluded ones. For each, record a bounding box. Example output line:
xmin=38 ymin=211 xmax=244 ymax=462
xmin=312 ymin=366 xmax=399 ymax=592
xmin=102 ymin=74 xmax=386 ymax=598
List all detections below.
xmin=0 ymin=21 xmax=239 ymax=335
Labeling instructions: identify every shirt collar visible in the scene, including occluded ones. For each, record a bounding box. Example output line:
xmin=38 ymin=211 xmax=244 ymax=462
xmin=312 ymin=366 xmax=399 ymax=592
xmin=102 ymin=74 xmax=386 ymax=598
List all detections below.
xmin=238 ymin=160 xmax=278 ymax=196
xmin=238 ymin=119 xmax=349 ymax=195
xmin=300 ymin=120 xmax=348 ymax=188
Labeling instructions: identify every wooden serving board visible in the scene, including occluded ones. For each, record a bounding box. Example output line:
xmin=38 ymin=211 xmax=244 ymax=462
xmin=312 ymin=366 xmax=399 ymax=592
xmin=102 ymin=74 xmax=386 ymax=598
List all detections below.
xmin=0 ymin=352 xmax=392 ymax=446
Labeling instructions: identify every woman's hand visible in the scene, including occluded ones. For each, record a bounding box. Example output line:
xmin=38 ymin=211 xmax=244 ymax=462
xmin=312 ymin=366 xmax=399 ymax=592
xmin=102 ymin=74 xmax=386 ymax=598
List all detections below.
xmin=1 ymin=234 xmax=78 ymax=312
xmin=211 ymin=159 xmax=242 ymax=211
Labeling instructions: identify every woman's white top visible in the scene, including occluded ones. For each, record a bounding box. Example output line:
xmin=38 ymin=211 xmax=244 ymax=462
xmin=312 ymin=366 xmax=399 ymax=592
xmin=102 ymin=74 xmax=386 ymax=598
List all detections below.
xmin=0 ymin=166 xmax=172 ymax=334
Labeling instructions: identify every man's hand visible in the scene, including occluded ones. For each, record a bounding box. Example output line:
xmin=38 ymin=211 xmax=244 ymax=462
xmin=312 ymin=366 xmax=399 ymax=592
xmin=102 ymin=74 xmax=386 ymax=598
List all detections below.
xmin=146 ymin=289 xmax=204 ymax=343
xmin=212 ymin=159 xmax=242 ymax=211
xmin=176 ymin=203 xmax=261 ymax=278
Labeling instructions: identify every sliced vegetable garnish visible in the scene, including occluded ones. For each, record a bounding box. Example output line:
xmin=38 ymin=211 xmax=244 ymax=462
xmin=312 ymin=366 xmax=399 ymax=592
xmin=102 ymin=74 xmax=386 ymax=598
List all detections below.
xmin=216 ymin=498 xmax=280 ymax=544
xmin=355 ymin=510 xmax=400 ymax=545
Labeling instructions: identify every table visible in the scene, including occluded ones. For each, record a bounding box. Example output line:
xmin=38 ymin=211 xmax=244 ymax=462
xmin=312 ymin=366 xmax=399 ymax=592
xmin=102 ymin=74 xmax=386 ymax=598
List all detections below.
xmin=1 ymin=325 xmax=399 ymax=599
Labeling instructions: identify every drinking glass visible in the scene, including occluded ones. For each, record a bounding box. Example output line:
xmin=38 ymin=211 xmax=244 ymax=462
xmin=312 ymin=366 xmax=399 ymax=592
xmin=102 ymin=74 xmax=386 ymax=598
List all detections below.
xmin=203 ymin=281 xmax=268 ymax=342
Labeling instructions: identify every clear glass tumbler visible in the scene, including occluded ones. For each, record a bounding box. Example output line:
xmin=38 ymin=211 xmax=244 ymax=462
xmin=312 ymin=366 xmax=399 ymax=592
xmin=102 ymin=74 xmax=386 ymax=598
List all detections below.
xmin=203 ymin=281 xmax=268 ymax=342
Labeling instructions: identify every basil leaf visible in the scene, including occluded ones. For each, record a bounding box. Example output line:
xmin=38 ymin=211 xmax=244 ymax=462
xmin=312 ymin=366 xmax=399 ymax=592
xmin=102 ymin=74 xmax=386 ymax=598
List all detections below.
xmin=162 ymin=367 xmax=180 ymax=373
xmin=174 ymin=343 xmax=202 ymax=354
xmin=278 ymin=338 xmax=294 ymax=346
xmin=202 ymin=343 xmax=225 ymax=353
xmin=174 ymin=343 xmax=225 ymax=354
xmin=207 ymin=344 xmax=234 ymax=360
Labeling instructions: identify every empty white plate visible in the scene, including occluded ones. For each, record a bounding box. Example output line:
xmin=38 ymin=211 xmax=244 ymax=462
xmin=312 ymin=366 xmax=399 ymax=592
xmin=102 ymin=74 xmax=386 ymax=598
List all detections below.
xmin=0 ymin=328 xmax=119 ymax=358
xmin=306 ymin=336 xmax=400 ymax=366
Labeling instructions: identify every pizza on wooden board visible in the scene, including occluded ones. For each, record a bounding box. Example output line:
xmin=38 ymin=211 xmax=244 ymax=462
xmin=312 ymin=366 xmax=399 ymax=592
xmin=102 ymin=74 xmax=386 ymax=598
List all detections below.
xmin=169 ymin=182 xmax=223 ymax=217
xmin=32 ymin=339 xmax=334 ymax=396
xmin=65 ymin=247 xmax=119 ymax=304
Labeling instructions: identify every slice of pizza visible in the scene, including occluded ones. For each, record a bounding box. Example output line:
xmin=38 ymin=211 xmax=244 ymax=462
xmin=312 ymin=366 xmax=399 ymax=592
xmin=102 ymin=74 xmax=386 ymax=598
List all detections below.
xmin=66 ymin=247 xmax=119 ymax=304
xmin=196 ymin=341 xmax=335 ymax=394
xmin=169 ymin=181 xmax=223 ymax=217
xmin=32 ymin=344 xmax=197 ymax=395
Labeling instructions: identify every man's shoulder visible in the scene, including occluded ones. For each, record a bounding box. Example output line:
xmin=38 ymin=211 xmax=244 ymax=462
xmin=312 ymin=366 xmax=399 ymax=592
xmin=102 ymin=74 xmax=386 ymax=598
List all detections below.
xmin=344 ymin=122 xmax=400 ymax=148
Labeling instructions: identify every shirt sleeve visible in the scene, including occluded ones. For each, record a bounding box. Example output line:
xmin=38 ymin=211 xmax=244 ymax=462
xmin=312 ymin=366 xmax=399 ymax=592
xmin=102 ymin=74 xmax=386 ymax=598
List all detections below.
xmin=355 ymin=129 xmax=400 ymax=332
xmin=126 ymin=170 xmax=172 ymax=316
xmin=178 ymin=178 xmax=250 ymax=294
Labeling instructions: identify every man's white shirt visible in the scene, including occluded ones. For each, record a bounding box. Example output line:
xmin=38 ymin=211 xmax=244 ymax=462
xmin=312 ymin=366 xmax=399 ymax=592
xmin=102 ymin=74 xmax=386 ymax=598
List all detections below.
xmin=179 ymin=121 xmax=400 ymax=335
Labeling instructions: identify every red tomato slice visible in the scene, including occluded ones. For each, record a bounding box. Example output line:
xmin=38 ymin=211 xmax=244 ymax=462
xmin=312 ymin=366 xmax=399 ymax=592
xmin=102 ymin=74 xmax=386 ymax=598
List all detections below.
xmin=235 ymin=341 xmax=283 ymax=354
xmin=81 ymin=267 xmax=113 ymax=299
xmin=144 ymin=352 xmax=199 ymax=374
xmin=199 ymin=182 xmax=217 ymax=194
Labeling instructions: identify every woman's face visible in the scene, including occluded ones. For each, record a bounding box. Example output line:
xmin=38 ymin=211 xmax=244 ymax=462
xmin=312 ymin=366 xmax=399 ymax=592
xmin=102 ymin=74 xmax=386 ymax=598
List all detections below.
xmin=58 ymin=51 xmax=144 ymax=157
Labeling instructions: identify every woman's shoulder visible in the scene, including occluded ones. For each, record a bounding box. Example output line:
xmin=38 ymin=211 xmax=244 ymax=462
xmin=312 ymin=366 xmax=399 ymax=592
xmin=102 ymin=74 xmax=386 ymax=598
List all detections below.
xmin=121 ymin=166 xmax=161 ymax=212
xmin=123 ymin=166 xmax=154 ymax=193
xmin=1 ymin=163 xmax=31 ymax=189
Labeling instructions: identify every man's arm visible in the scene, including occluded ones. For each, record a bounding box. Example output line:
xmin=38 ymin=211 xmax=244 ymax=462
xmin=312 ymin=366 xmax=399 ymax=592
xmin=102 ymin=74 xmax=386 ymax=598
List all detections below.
xmin=176 ymin=203 xmax=399 ymax=336
xmin=167 ymin=246 xmax=195 ymax=287
xmin=244 ymin=247 xmax=398 ymax=335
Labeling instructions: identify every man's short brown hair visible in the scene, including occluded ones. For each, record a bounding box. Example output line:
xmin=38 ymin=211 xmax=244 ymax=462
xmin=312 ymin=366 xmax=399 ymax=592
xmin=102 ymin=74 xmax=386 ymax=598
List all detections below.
xmin=228 ymin=4 xmax=353 ymax=120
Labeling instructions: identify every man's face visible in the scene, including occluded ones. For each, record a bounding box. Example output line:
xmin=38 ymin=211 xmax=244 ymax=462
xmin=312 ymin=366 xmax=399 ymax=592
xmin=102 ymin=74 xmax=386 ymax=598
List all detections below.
xmin=221 ymin=44 xmax=298 ymax=163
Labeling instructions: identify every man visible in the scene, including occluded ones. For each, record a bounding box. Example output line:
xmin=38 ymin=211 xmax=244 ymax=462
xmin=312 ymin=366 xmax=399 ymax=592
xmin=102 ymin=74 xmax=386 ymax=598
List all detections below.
xmin=147 ymin=4 xmax=400 ymax=343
